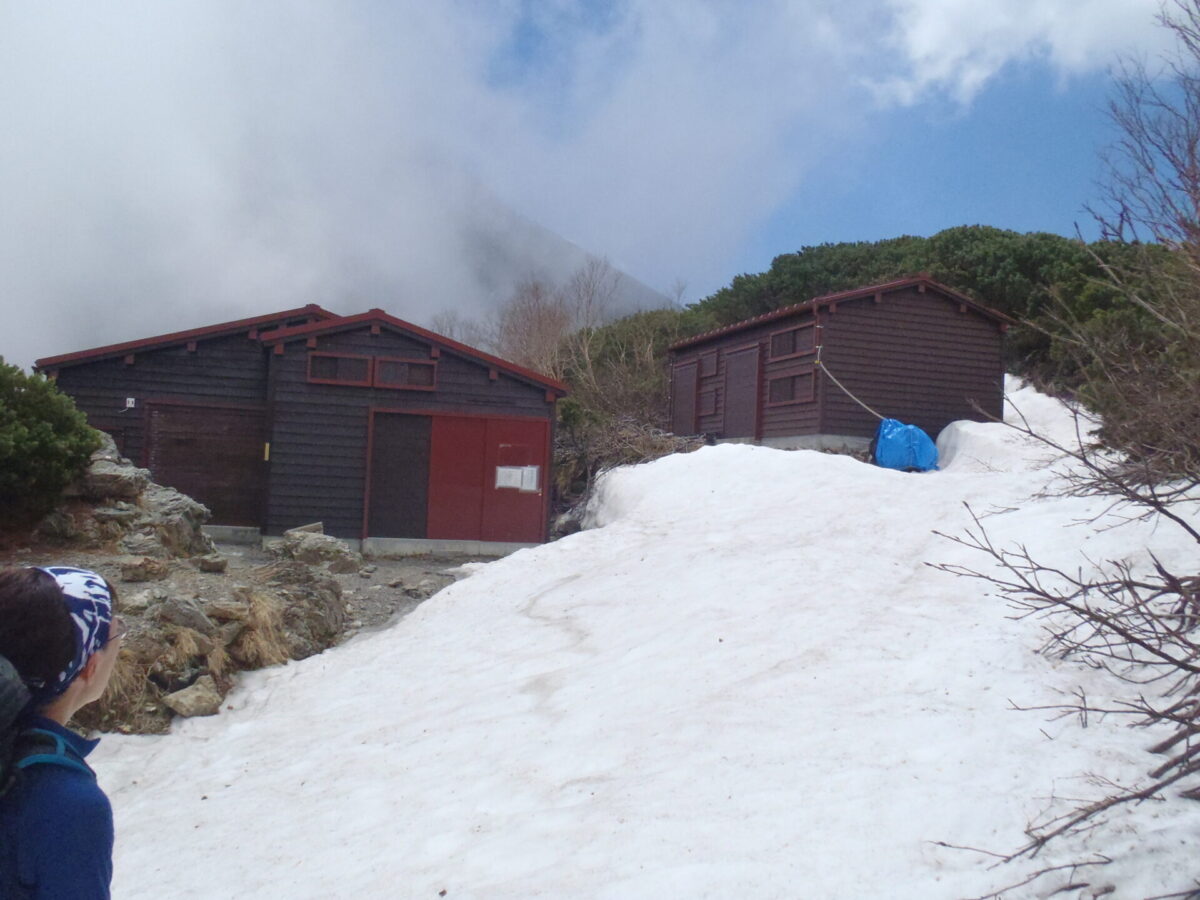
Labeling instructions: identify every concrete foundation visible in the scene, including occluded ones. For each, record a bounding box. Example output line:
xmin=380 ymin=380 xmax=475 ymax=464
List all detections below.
xmin=716 ymin=434 xmax=871 ymax=453
xmin=361 ymin=537 xmax=535 ymax=558
xmin=222 ymin=527 xmax=535 ymax=558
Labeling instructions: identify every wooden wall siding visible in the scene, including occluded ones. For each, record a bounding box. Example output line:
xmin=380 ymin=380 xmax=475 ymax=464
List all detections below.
xmin=264 ymin=325 xmax=554 ymax=538
xmin=819 ymin=287 xmax=1003 ymax=439
xmin=672 ymin=312 xmax=818 ymax=439
xmin=52 ymin=333 xmax=270 ymax=470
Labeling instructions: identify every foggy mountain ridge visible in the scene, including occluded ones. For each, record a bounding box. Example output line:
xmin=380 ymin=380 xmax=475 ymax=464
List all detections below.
xmin=11 ymin=194 xmax=670 ymax=373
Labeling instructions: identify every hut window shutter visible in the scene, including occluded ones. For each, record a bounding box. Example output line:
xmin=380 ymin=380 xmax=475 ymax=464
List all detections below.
xmin=307 ymin=353 xmax=371 ymax=386
xmin=374 ymin=357 xmax=437 ymax=390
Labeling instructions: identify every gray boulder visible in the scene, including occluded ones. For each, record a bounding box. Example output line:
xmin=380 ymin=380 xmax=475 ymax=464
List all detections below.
xmin=163 ymin=676 xmax=223 ymax=718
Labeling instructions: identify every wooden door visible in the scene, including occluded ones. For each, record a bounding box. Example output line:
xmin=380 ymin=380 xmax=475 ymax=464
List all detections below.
xmin=480 ymin=418 xmax=548 ymax=543
xmin=723 ymin=346 xmax=760 ymax=439
xmin=367 ymin=413 xmax=432 ymax=538
xmin=426 ymin=416 xmax=486 ymax=540
xmin=671 ymin=362 xmax=698 ymax=434
xmin=426 ymin=416 xmax=548 ymax=543
xmin=145 ymin=404 xmax=265 ymax=526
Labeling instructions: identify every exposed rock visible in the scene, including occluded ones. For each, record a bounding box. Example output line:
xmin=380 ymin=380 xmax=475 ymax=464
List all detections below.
xmin=216 ymin=621 xmax=247 ymax=648
xmin=91 ymin=504 xmax=141 ymax=526
xmin=284 ymin=522 xmax=325 ymax=535
xmin=162 ymin=675 xmax=223 ymax=718
xmin=140 ymin=482 xmax=214 ymax=557
xmin=326 ymin=555 xmax=362 ymax=575
xmin=273 ymin=529 xmax=363 ymax=572
xmin=119 ymin=556 xmax=171 ymax=583
xmin=121 ymin=587 xmax=166 ymax=614
xmin=83 ymin=456 xmax=150 ymax=501
xmin=37 ymin=433 xmax=214 ymax=558
xmin=194 ymin=554 xmax=228 ymax=574
xmin=204 ymin=598 xmax=251 ymax=622
xmin=152 ymin=597 xmax=217 ymax=636
xmin=119 ymin=532 xmax=167 ymax=558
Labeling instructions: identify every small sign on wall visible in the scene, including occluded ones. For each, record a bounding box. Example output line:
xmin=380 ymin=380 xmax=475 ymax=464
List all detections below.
xmin=495 ymin=465 xmax=540 ymax=492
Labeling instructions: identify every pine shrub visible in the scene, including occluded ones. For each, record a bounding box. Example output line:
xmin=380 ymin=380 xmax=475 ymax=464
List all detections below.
xmin=0 ymin=358 xmax=101 ymax=526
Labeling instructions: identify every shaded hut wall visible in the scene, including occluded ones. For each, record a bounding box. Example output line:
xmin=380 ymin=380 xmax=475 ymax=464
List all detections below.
xmin=669 ymin=311 xmax=819 ymax=439
xmin=265 ymin=326 xmax=554 ymax=538
xmin=51 ymin=333 xmax=270 ymax=464
xmin=818 ymin=287 xmax=1004 ymax=440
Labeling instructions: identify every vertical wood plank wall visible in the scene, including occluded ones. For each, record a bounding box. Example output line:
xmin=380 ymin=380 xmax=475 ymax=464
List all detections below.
xmin=668 ymin=287 xmax=1004 ymax=442
xmin=818 ymin=288 xmax=1004 ymax=439
xmin=266 ymin=326 xmax=554 ymax=538
xmin=669 ymin=313 xmax=820 ymax=439
xmin=52 ymin=333 xmax=272 ymax=466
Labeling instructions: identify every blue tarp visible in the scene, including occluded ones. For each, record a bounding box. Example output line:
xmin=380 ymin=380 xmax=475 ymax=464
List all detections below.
xmin=873 ymin=418 xmax=938 ymax=472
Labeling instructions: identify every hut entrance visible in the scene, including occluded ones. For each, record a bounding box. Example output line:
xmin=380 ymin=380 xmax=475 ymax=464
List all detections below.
xmin=367 ymin=413 xmax=432 ymax=538
xmin=670 ymin=361 xmax=698 ymax=434
xmin=144 ymin=403 xmax=266 ymax=526
xmin=367 ymin=412 xmax=548 ymax=543
xmin=723 ymin=345 xmax=760 ymax=438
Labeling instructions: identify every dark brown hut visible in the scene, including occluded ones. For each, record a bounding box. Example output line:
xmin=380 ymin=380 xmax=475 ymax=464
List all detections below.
xmin=667 ymin=276 xmax=1012 ymax=449
xmin=35 ymin=307 xmax=567 ymax=552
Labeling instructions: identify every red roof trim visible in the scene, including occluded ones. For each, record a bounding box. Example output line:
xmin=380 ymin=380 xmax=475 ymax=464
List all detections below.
xmin=668 ymin=276 xmax=1016 ymax=352
xmin=33 ymin=304 xmax=337 ymax=369
xmin=260 ymin=309 xmax=569 ymax=395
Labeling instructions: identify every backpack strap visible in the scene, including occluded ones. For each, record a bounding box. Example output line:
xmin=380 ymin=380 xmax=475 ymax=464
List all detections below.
xmin=11 ymin=728 xmax=95 ymax=779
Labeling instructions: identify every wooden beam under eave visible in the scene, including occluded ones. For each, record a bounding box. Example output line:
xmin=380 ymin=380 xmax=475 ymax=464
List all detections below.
xmin=873 ymin=292 xmax=882 ymax=304
xmin=370 ymin=323 xmax=381 ymax=335
xmin=306 ymin=337 xmax=317 ymax=348
xmin=273 ymin=345 xmax=284 ymax=355
xmin=123 ymin=354 xmax=135 ymax=366
xmin=186 ymin=341 xmax=197 ymax=352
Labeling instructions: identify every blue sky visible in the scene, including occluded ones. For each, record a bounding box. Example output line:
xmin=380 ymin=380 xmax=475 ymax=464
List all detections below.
xmin=752 ymin=65 xmax=1115 ymax=267
xmin=0 ymin=1 xmax=1171 ymax=368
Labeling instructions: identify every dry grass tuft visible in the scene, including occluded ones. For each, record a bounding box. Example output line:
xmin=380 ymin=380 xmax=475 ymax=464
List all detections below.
xmin=229 ymin=589 xmax=290 ymax=668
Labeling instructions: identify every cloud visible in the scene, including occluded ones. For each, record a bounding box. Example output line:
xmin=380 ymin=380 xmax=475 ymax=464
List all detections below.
xmin=876 ymin=0 xmax=1168 ymax=103
xmin=0 ymin=1 xmax=1171 ymax=371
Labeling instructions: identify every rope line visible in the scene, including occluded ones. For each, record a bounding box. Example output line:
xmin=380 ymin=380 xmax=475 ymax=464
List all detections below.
xmin=814 ymin=344 xmax=885 ymax=421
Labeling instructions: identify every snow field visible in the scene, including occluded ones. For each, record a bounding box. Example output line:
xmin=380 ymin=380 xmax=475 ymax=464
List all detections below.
xmin=94 ymin=380 xmax=1200 ymax=898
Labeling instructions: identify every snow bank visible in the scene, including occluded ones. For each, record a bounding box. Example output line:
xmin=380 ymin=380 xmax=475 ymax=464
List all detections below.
xmin=94 ymin=382 xmax=1200 ymax=898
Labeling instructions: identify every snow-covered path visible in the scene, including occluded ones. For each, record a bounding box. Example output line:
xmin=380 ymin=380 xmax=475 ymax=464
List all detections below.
xmin=95 ymin=384 xmax=1200 ymax=898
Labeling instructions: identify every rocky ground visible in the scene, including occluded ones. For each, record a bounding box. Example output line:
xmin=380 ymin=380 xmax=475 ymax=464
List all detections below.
xmin=0 ymin=435 xmax=498 ymax=734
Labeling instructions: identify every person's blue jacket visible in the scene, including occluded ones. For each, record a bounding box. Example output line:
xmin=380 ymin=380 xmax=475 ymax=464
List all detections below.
xmin=1 ymin=716 xmax=113 ymax=899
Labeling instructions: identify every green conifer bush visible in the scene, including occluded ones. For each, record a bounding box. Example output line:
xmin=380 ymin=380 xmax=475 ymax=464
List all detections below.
xmin=0 ymin=358 xmax=100 ymax=526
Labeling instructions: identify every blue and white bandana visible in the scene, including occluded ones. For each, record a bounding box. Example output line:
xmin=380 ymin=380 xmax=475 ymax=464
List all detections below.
xmin=33 ymin=566 xmax=114 ymax=701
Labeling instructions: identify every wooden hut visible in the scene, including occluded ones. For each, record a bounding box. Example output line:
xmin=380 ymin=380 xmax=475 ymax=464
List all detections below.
xmin=36 ymin=307 xmax=567 ymax=552
xmin=667 ymin=276 xmax=1012 ymax=449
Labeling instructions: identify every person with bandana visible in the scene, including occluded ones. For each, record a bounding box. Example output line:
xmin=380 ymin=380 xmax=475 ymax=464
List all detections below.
xmin=0 ymin=566 xmax=125 ymax=899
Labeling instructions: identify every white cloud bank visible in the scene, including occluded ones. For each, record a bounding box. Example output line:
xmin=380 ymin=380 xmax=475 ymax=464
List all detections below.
xmin=0 ymin=1 xmax=1169 ymax=369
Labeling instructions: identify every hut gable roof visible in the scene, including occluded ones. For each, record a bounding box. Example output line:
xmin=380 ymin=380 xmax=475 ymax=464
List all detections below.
xmin=259 ymin=309 xmax=569 ymax=395
xmin=669 ymin=275 xmax=1015 ymax=353
xmin=34 ymin=304 xmax=337 ymax=370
